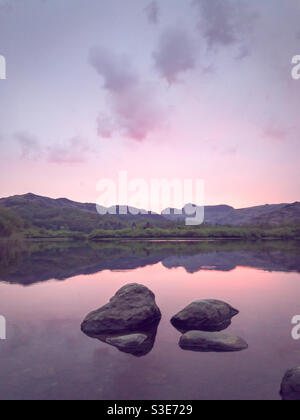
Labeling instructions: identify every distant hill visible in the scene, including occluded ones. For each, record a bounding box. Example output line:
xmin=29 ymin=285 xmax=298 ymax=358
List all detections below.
xmin=161 ymin=202 xmax=299 ymax=226
xmin=0 ymin=193 xmax=174 ymax=233
xmin=251 ymin=202 xmax=300 ymax=226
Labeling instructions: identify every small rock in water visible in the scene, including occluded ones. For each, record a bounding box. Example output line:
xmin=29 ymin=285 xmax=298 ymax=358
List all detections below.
xmin=171 ymin=299 xmax=239 ymax=332
xmin=179 ymin=331 xmax=248 ymax=352
xmin=280 ymin=367 xmax=300 ymax=400
xmin=106 ymin=333 xmax=147 ymax=349
xmin=81 ymin=283 xmax=161 ymax=335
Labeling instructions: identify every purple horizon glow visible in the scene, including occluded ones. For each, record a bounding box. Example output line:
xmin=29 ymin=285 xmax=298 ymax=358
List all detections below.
xmin=0 ymin=0 xmax=299 ymax=209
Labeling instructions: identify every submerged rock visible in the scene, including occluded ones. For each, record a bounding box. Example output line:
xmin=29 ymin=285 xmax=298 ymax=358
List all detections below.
xmin=102 ymin=326 xmax=158 ymax=357
xmin=106 ymin=333 xmax=148 ymax=348
xmin=179 ymin=331 xmax=248 ymax=352
xmin=171 ymin=299 xmax=239 ymax=332
xmin=106 ymin=333 xmax=147 ymax=349
xmin=280 ymin=367 xmax=300 ymax=400
xmin=85 ymin=325 xmax=159 ymax=357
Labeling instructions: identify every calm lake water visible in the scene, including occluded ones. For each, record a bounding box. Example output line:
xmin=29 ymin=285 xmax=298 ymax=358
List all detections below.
xmin=0 ymin=239 xmax=300 ymax=400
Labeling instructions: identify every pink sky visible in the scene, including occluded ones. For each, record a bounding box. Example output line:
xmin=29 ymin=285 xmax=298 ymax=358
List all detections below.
xmin=0 ymin=0 xmax=299 ymax=209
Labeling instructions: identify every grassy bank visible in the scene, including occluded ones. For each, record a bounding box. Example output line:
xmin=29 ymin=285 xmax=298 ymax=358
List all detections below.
xmin=1 ymin=206 xmax=300 ymax=242
xmin=87 ymin=224 xmax=300 ymax=241
xmin=19 ymin=224 xmax=300 ymax=241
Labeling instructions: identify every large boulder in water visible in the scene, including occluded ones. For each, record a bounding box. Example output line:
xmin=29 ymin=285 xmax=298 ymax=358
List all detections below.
xmin=280 ymin=367 xmax=300 ymax=400
xmin=81 ymin=283 xmax=161 ymax=336
xmin=179 ymin=330 xmax=248 ymax=352
xmin=171 ymin=299 xmax=239 ymax=332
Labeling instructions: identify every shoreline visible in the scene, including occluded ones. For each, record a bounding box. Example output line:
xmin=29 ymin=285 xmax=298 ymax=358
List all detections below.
xmin=2 ymin=236 xmax=300 ymax=243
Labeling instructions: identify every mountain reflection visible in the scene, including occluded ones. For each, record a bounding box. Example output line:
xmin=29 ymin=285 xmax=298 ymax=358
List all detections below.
xmin=0 ymin=239 xmax=300 ymax=285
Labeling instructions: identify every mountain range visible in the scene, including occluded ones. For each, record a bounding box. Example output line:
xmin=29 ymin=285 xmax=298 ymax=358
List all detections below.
xmin=0 ymin=193 xmax=300 ymax=232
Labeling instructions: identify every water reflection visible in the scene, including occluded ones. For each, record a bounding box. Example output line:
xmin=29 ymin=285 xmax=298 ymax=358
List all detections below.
xmin=1 ymin=239 xmax=300 ymax=399
xmin=84 ymin=324 xmax=159 ymax=357
xmin=1 ymin=239 xmax=300 ymax=285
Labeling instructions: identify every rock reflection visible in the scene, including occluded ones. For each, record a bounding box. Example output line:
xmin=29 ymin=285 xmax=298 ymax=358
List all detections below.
xmin=84 ymin=324 xmax=159 ymax=357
